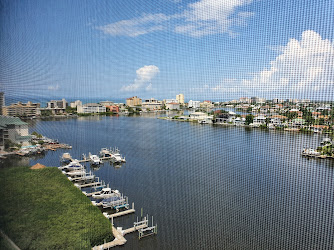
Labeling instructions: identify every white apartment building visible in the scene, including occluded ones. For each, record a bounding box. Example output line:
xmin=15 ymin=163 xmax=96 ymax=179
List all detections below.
xmin=188 ymin=100 xmax=200 ymax=109
xmin=77 ymin=103 xmax=106 ymax=113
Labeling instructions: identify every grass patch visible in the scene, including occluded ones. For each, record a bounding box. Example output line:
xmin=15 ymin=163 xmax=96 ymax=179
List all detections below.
xmin=0 ymin=167 xmax=113 ymax=249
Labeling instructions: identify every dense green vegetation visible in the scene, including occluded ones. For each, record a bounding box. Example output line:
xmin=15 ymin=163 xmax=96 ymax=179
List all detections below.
xmin=245 ymin=114 xmax=254 ymax=125
xmin=0 ymin=167 xmax=113 ymax=249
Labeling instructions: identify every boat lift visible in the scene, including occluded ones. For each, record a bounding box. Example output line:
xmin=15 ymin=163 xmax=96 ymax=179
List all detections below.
xmin=137 ymin=215 xmax=158 ymax=239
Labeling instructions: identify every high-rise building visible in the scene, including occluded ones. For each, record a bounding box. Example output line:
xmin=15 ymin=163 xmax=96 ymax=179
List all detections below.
xmin=0 ymin=92 xmax=4 ymax=115
xmin=47 ymin=99 xmax=67 ymax=109
xmin=176 ymin=94 xmax=184 ymax=104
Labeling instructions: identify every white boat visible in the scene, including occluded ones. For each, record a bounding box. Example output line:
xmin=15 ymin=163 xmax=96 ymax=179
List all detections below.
xmin=89 ymin=153 xmax=102 ymax=165
xmin=302 ymin=148 xmax=321 ymax=156
xmin=68 ymin=171 xmax=95 ymax=182
xmin=92 ymin=195 xmax=128 ymax=209
xmin=99 ymin=148 xmax=112 ymax=158
xmin=58 ymin=160 xmax=84 ymax=171
xmin=111 ymin=148 xmax=126 ymax=163
xmin=61 ymin=153 xmax=72 ymax=163
xmin=66 ymin=170 xmax=86 ymax=177
xmin=92 ymin=188 xmax=121 ymax=199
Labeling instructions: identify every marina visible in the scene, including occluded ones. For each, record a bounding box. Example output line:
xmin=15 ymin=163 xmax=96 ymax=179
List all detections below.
xmin=58 ymin=146 xmax=157 ymax=248
xmin=4 ymin=115 xmax=334 ymax=249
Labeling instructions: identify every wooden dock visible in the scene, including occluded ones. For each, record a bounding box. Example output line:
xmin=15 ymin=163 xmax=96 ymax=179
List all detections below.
xmin=76 ymin=156 xmax=114 ymax=163
xmin=103 ymin=203 xmax=135 ymax=218
xmin=92 ymin=224 xmax=147 ymax=250
xmin=108 ymin=209 xmax=135 ymax=218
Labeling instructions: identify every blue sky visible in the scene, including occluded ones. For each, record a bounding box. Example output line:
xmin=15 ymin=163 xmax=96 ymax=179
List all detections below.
xmin=1 ymin=0 xmax=333 ymax=102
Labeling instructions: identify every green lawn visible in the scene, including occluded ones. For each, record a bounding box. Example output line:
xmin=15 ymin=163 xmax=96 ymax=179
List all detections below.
xmin=0 ymin=167 xmax=113 ymax=249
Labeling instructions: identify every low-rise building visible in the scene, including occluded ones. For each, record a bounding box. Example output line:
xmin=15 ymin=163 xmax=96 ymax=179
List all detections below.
xmin=166 ymin=102 xmax=180 ymax=110
xmin=270 ymin=115 xmax=287 ymax=126
xmin=142 ymin=98 xmax=162 ymax=110
xmin=106 ymin=105 xmax=119 ymax=113
xmin=200 ymin=101 xmax=214 ymax=109
xmin=0 ymin=116 xmax=31 ymax=150
xmin=163 ymin=99 xmax=178 ymax=105
xmin=190 ymin=112 xmax=213 ymax=123
xmin=253 ymin=115 xmax=266 ymax=125
xmin=188 ymin=100 xmax=200 ymax=109
xmin=2 ymin=101 xmax=40 ymax=117
xmin=77 ymin=103 xmax=106 ymax=113
xmin=100 ymin=101 xmax=114 ymax=107
xmin=290 ymin=118 xmax=305 ymax=128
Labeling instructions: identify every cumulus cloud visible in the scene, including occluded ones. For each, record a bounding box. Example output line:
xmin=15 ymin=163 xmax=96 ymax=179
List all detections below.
xmin=48 ymin=84 xmax=60 ymax=91
xmin=242 ymin=30 xmax=334 ymax=96
xmin=97 ymin=0 xmax=254 ymax=37
xmin=121 ymin=65 xmax=160 ymax=92
xmin=176 ymin=0 xmax=254 ymax=37
xmin=208 ymin=30 xmax=334 ymax=98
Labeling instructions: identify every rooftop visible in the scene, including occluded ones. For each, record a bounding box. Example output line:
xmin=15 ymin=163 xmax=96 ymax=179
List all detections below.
xmin=0 ymin=116 xmax=28 ymax=127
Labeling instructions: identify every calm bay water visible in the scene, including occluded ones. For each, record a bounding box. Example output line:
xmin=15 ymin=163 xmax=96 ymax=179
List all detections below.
xmin=5 ymin=115 xmax=334 ymax=249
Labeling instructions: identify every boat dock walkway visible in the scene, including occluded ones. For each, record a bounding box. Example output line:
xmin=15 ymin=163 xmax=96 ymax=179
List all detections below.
xmin=92 ymin=220 xmax=148 ymax=249
xmin=76 ymin=156 xmax=114 ymax=163
xmin=108 ymin=209 xmax=135 ymax=218
xmin=103 ymin=203 xmax=135 ymax=218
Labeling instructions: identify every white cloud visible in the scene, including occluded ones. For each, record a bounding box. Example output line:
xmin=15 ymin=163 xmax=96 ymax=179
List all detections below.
xmin=97 ymin=14 xmax=170 ymax=37
xmin=242 ymin=30 xmax=334 ymax=96
xmin=97 ymin=0 xmax=254 ymax=37
xmin=48 ymin=84 xmax=60 ymax=91
xmin=121 ymin=65 xmax=160 ymax=92
xmin=207 ymin=30 xmax=334 ymax=99
xmin=176 ymin=0 xmax=254 ymax=37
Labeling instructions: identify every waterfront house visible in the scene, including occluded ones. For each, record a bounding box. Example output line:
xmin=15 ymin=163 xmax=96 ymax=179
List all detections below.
xmin=106 ymin=105 xmax=119 ymax=113
xmin=270 ymin=115 xmax=287 ymax=127
xmin=166 ymin=102 xmax=180 ymax=110
xmin=260 ymin=105 xmax=270 ymax=114
xmin=200 ymin=101 xmax=214 ymax=109
xmin=234 ymin=117 xmax=246 ymax=126
xmin=290 ymin=118 xmax=306 ymax=128
xmin=309 ymin=125 xmax=329 ymax=133
xmin=215 ymin=113 xmax=230 ymax=123
xmin=253 ymin=115 xmax=266 ymax=125
xmin=188 ymin=100 xmax=200 ymax=109
xmin=142 ymin=98 xmax=162 ymax=110
xmin=190 ymin=112 xmax=213 ymax=123
xmin=0 ymin=116 xmax=31 ymax=150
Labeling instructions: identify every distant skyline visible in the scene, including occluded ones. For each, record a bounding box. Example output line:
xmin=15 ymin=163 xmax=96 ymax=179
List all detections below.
xmin=1 ymin=0 xmax=333 ymax=101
